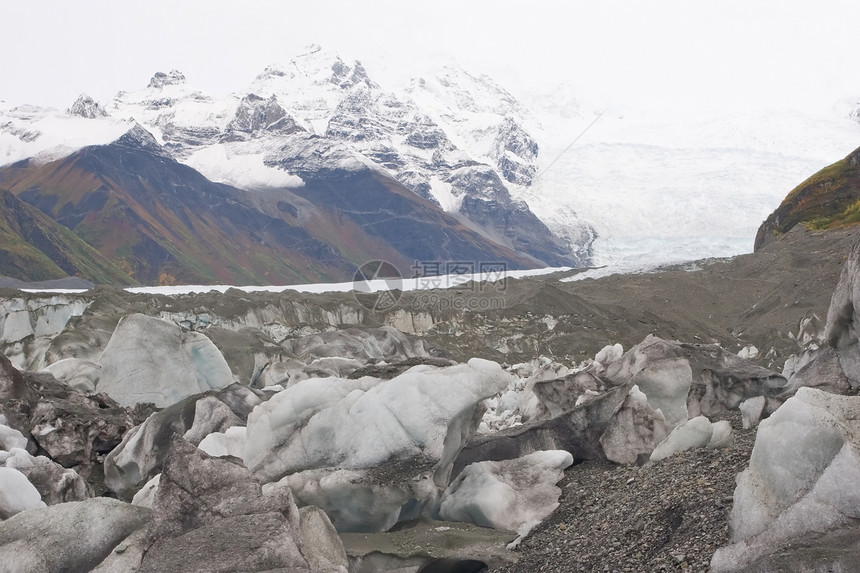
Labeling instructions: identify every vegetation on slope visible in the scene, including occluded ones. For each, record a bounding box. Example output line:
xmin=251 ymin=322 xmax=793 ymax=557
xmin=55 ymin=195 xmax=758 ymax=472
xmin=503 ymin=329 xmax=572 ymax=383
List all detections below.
xmin=755 ymin=144 xmax=860 ymax=250
xmin=0 ymin=189 xmax=138 ymax=285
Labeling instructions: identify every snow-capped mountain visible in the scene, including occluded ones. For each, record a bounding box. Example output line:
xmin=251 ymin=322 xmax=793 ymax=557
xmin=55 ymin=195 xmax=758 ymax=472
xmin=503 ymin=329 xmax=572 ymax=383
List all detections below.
xmin=4 ymin=44 xmax=860 ymax=277
xmin=92 ymin=45 xmax=588 ymax=268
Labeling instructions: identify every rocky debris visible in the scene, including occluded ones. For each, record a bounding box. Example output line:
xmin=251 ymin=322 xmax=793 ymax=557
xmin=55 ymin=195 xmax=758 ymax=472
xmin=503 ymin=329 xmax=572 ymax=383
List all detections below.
xmin=281 ymin=325 xmax=432 ymax=364
xmin=341 ymin=518 xmax=518 ymax=572
xmin=711 ymin=388 xmax=860 ymax=572
xmin=245 ymin=359 xmax=511 ymax=532
xmin=780 ymin=345 xmax=853 ymax=397
xmin=0 ymin=353 xmax=135 ymax=481
xmin=604 ymin=335 xmax=788 ymax=425
xmin=493 ymin=411 xmax=755 ymax=572
xmin=346 ymin=356 xmax=457 ymax=380
xmin=98 ymin=313 xmax=234 ymax=407
xmin=104 ymin=383 xmax=265 ymax=495
xmin=439 ymin=450 xmax=573 ymax=538
xmin=0 ymin=497 xmax=149 ymax=572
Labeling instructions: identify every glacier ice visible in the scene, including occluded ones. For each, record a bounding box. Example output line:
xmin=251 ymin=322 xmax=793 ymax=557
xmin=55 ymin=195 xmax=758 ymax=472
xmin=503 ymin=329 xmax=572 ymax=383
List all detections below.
xmin=649 ymin=416 xmax=731 ymax=463
xmin=0 ymin=466 xmax=45 ymax=518
xmin=711 ymin=388 xmax=860 ymax=571
xmin=97 ymin=313 xmax=233 ymax=407
xmin=244 ymin=358 xmax=511 ymax=531
xmin=439 ymin=450 xmax=572 ymax=538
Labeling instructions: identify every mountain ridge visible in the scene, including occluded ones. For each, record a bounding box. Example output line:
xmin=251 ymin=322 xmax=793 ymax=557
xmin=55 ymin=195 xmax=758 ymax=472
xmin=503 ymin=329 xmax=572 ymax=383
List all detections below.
xmin=755 ymin=144 xmax=860 ymax=250
xmin=1 ymin=46 xmax=594 ymax=271
xmin=0 ymin=124 xmax=545 ymax=285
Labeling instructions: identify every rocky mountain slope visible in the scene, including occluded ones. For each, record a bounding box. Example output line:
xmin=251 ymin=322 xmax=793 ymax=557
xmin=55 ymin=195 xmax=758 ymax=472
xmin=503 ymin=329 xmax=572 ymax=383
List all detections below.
xmin=0 ymin=122 xmax=542 ymax=285
xmin=0 ymin=189 xmax=133 ymax=284
xmin=0 ymin=46 xmax=592 ymax=286
xmin=755 ymin=143 xmax=860 ymax=250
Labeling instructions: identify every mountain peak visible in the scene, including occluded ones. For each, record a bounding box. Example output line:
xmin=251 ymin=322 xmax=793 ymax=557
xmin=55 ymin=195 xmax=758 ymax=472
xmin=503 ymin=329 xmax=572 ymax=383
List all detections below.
xmin=112 ymin=124 xmax=170 ymax=158
xmin=67 ymin=94 xmax=109 ymax=119
xmin=148 ymin=70 xmax=187 ymax=89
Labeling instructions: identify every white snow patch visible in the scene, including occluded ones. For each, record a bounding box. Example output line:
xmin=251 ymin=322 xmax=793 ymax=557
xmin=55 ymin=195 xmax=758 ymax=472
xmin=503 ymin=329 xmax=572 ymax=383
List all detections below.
xmin=0 ymin=466 xmax=45 ymax=517
xmin=184 ymin=145 xmax=304 ymax=189
xmin=428 ymin=178 xmax=463 ymax=213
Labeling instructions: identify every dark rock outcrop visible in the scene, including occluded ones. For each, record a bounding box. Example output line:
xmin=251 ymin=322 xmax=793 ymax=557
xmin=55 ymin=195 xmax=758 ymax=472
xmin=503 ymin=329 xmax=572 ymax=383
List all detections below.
xmin=67 ymin=94 xmax=109 ymax=119
xmin=0 ymin=354 xmax=135 ymax=477
xmin=138 ymin=437 xmax=313 ymax=572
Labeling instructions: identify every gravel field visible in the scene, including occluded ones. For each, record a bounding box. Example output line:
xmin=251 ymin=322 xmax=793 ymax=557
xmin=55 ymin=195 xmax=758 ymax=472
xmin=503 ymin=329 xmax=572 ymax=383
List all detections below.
xmin=494 ymin=412 xmax=755 ymax=573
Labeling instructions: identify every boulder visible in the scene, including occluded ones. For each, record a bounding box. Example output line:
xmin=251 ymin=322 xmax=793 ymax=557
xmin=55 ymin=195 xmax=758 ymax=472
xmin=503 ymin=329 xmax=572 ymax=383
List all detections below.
xmin=739 ymin=396 xmax=767 ymax=429
xmin=711 ymin=388 xmax=860 ymax=572
xmin=526 ymin=371 xmax=604 ymax=422
xmin=0 ymin=497 xmax=149 ymax=572
xmin=42 ymin=358 xmax=101 ymax=393
xmin=91 ymin=527 xmax=148 ymax=573
xmin=438 ymin=450 xmax=573 ymax=537
xmin=0 ymin=424 xmax=26 ymax=451
xmin=97 ymin=313 xmax=233 ymax=407
xmin=132 ymin=474 xmax=161 ymax=508
xmin=780 ymin=346 xmax=852 ymax=397
xmin=599 ymin=385 xmax=668 ymax=465
xmin=138 ymin=437 xmax=313 ymax=572
xmin=140 ymin=513 xmax=309 ymax=573
xmin=28 ymin=390 xmax=133 ymax=468
xmin=298 ymin=506 xmax=349 ymax=573
xmin=198 ymin=426 xmax=247 ymax=458
xmin=0 ymin=355 xmax=135 ymax=475
xmin=591 ymin=343 xmax=624 ymax=374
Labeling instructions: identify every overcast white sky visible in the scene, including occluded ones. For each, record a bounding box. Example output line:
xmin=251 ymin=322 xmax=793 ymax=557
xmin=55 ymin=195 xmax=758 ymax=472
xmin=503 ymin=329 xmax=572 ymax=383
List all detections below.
xmin=2 ymin=0 xmax=860 ymax=115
